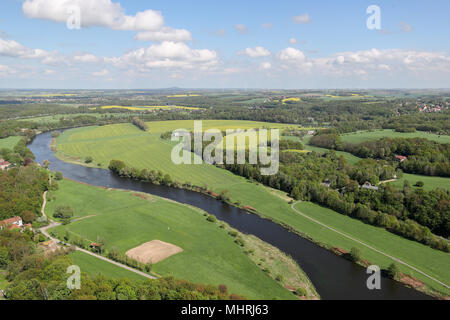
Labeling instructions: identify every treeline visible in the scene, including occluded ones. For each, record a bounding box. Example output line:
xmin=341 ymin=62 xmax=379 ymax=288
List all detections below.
xmin=109 ymin=160 xmax=175 ymax=187
xmin=0 ymin=165 xmax=50 ymax=223
xmin=310 ymin=133 xmax=450 ymax=177
xmin=132 ymin=117 xmax=148 ymax=131
xmin=220 ymin=151 xmax=449 ymax=251
xmin=0 ymin=229 xmax=245 ymax=300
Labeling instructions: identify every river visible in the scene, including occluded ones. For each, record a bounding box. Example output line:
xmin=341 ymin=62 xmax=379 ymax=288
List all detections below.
xmin=29 ymin=131 xmax=432 ymax=300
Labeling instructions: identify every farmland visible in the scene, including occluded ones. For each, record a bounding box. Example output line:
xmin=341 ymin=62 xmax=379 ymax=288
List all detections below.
xmin=98 ymin=105 xmax=201 ymax=111
xmin=53 ymin=122 xmax=450 ymax=296
xmin=0 ymin=136 xmax=21 ymax=150
xmin=341 ymin=129 xmax=450 ymax=144
xmin=47 ymin=179 xmax=299 ymax=300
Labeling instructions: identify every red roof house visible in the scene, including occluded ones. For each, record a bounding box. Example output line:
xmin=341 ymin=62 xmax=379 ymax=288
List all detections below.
xmin=395 ymin=155 xmax=407 ymax=162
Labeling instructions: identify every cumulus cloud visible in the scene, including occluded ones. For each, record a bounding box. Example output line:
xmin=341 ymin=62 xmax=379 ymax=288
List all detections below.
xmin=243 ymin=46 xmax=271 ymax=58
xmin=22 ymin=0 xmax=164 ymax=31
xmin=234 ymin=24 xmax=248 ymax=34
xmin=275 ymin=47 xmax=450 ymax=77
xmin=135 ymin=27 xmax=192 ymax=42
xmin=292 ymin=13 xmax=311 ymax=24
xmin=108 ymin=41 xmax=218 ymax=70
xmin=73 ymin=53 xmax=100 ymax=63
xmin=0 ymin=37 xmax=64 ymax=65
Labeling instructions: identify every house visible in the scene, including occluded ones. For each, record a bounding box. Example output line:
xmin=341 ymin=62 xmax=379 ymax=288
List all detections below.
xmin=361 ymin=182 xmax=379 ymax=191
xmin=0 ymin=159 xmax=11 ymax=170
xmin=395 ymin=155 xmax=407 ymax=162
xmin=322 ymin=179 xmax=331 ymax=188
xmin=0 ymin=216 xmax=23 ymax=230
xmin=307 ymin=130 xmax=316 ymax=135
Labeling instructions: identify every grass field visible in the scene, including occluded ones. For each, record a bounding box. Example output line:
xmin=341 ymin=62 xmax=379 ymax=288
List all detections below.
xmin=0 ymin=136 xmax=21 ymax=150
xmin=54 ymin=122 xmax=450 ymax=296
xmin=98 ymin=106 xmax=201 ymax=111
xmin=341 ymin=129 xmax=450 ymax=144
xmin=47 ymin=179 xmax=296 ymax=300
xmin=301 ymin=135 xmax=362 ymax=165
xmin=389 ymin=173 xmax=450 ymax=191
xmin=69 ymin=251 xmax=148 ymax=281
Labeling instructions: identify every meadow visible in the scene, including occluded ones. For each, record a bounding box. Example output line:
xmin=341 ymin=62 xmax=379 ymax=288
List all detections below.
xmin=69 ymin=251 xmax=148 ymax=281
xmin=341 ymin=129 xmax=450 ymax=144
xmin=54 ymin=122 xmax=450 ymax=296
xmin=0 ymin=136 xmax=21 ymax=150
xmin=48 ymin=179 xmax=296 ymax=300
xmin=301 ymin=135 xmax=362 ymax=165
xmin=98 ymin=105 xmax=201 ymax=111
xmin=388 ymin=173 xmax=450 ymax=191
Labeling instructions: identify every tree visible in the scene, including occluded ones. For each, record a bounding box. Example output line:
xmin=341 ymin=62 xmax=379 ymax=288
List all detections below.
xmin=54 ymin=171 xmax=63 ymax=181
xmin=21 ymin=210 xmax=36 ymax=223
xmin=85 ymin=156 xmax=93 ymax=164
xmin=349 ymin=247 xmax=361 ymax=262
xmin=387 ymin=263 xmax=400 ymax=280
xmin=43 ymin=160 xmax=50 ymax=169
xmin=53 ymin=206 xmax=74 ymax=219
xmin=414 ymin=181 xmax=424 ymax=188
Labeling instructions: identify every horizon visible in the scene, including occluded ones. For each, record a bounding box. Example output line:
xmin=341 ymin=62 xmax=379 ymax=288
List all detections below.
xmin=1 ymin=0 xmax=449 ymax=89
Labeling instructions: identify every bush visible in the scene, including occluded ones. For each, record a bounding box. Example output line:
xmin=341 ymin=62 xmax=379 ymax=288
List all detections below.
xmin=206 ymin=215 xmax=217 ymax=223
xmin=387 ymin=263 xmax=400 ymax=280
xmin=349 ymin=247 xmax=361 ymax=262
xmin=294 ymin=287 xmax=308 ymax=297
xmin=53 ymin=205 xmax=74 ymax=219
xmin=54 ymin=171 xmax=63 ymax=181
xmin=85 ymin=156 xmax=93 ymax=164
xmin=414 ymin=181 xmax=424 ymax=188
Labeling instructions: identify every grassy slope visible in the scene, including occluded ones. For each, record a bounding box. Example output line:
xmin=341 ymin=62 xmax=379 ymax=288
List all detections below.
xmin=0 ymin=136 xmax=21 ymax=150
xmin=389 ymin=173 xmax=450 ymax=191
xmin=47 ymin=179 xmax=294 ymax=300
xmin=69 ymin=251 xmax=148 ymax=281
xmin=54 ymin=122 xmax=450 ymax=296
xmin=341 ymin=129 xmax=450 ymax=144
xmin=301 ymin=135 xmax=361 ymax=165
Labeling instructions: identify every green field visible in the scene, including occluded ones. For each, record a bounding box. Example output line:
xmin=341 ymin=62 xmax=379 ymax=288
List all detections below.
xmin=54 ymin=122 xmax=450 ymax=296
xmin=69 ymin=251 xmax=148 ymax=281
xmin=301 ymin=135 xmax=362 ymax=165
xmin=48 ymin=179 xmax=295 ymax=300
xmin=0 ymin=136 xmax=21 ymax=150
xmin=341 ymin=129 xmax=450 ymax=144
xmin=389 ymin=173 xmax=450 ymax=191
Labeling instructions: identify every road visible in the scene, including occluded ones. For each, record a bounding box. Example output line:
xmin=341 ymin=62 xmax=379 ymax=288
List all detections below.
xmin=39 ymin=188 xmax=156 ymax=280
xmin=290 ymin=201 xmax=449 ymax=289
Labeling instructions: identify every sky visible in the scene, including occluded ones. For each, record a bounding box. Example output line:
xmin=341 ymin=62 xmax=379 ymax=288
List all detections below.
xmin=0 ymin=0 xmax=449 ymax=89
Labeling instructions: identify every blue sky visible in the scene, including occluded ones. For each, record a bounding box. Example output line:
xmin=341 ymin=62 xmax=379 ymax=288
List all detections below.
xmin=0 ymin=0 xmax=449 ymax=88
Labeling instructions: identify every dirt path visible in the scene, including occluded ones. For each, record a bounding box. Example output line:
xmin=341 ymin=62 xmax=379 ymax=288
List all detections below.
xmin=290 ymin=201 xmax=449 ymax=290
xmin=378 ymin=179 xmax=398 ymax=185
xmin=38 ymin=187 xmax=156 ymax=280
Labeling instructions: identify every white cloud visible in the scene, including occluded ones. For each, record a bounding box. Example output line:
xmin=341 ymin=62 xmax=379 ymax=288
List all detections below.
xmin=260 ymin=62 xmax=272 ymax=70
xmin=0 ymin=64 xmax=14 ymax=77
xmin=73 ymin=53 xmax=100 ymax=63
xmin=277 ymin=47 xmax=306 ymax=62
xmin=135 ymin=27 xmax=192 ymax=42
xmin=293 ymin=14 xmax=311 ymax=24
xmin=109 ymin=41 xmax=218 ymax=70
xmin=243 ymin=46 xmax=271 ymax=58
xmin=0 ymin=37 xmax=63 ymax=65
xmin=234 ymin=24 xmax=248 ymax=34
xmin=22 ymin=0 xmax=164 ymax=31
xmin=92 ymin=69 xmax=109 ymax=76
xmin=289 ymin=38 xmax=298 ymax=44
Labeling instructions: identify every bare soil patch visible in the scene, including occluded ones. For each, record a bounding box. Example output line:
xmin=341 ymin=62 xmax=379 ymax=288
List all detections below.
xmin=126 ymin=240 xmax=183 ymax=264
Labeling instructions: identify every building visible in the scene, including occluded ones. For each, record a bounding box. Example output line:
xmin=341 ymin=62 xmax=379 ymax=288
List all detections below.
xmin=0 ymin=159 xmax=11 ymax=170
xmin=0 ymin=216 xmax=23 ymax=230
xmin=361 ymin=182 xmax=379 ymax=191
xmin=395 ymin=155 xmax=407 ymax=162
